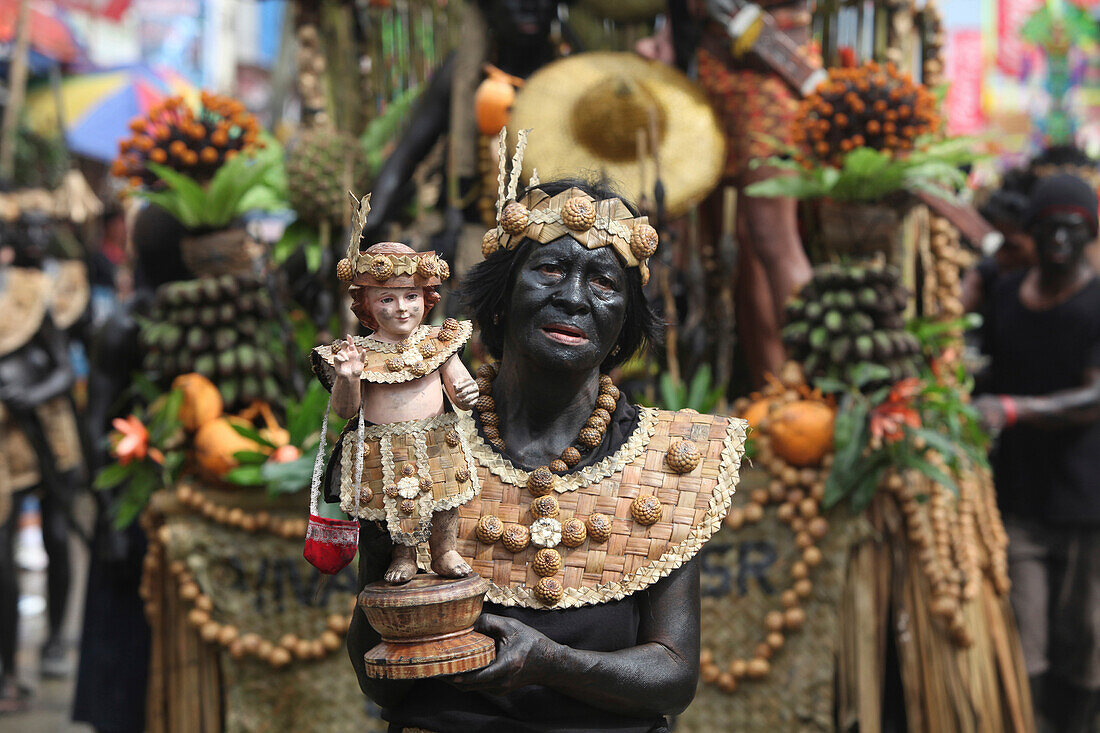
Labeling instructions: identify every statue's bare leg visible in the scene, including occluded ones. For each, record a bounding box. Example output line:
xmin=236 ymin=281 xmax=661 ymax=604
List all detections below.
xmin=383 ymin=544 xmax=418 ymax=584
xmin=429 ymin=508 xmax=471 ymax=578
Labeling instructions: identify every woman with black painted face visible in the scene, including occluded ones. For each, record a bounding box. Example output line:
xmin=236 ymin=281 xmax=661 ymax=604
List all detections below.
xmin=339 ymin=179 xmax=747 ymax=732
xmin=975 ymin=173 xmax=1100 ymax=733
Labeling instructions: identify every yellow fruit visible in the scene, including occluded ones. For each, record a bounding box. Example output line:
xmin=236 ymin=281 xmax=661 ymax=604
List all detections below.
xmin=193 ymin=416 xmax=269 ymax=479
xmin=172 ymin=373 xmax=223 ymax=432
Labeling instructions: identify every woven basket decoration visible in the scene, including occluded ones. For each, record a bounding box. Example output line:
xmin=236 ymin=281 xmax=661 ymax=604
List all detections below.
xmin=338 ymin=412 xmax=481 ymax=546
xmin=454 ymin=408 xmax=747 ymax=609
xmin=311 ymin=321 xmax=473 ymax=389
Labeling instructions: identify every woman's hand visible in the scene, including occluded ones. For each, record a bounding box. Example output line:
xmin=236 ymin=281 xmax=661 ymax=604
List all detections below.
xmin=450 ymin=377 xmax=479 ymax=411
xmin=448 ymin=614 xmax=556 ymax=693
xmin=972 ymin=394 xmax=1007 ymax=434
xmin=333 ymin=336 xmax=365 ymax=380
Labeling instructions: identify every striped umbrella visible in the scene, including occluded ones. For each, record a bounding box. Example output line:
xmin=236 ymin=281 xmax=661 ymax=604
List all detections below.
xmin=25 ymin=65 xmax=197 ymax=162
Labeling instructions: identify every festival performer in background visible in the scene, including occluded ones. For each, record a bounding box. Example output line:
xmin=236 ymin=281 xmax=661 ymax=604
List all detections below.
xmin=961 ymin=183 xmax=1034 ymax=314
xmin=974 ymin=173 xmax=1100 ymax=733
xmin=0 ymin=213 xmax=84 ymax=712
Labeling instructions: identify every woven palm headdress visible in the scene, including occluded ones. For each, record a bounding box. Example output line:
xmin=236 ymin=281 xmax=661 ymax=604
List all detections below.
xmin=480 ymin=128 xmax=659 ymax=285
xmin=335 ymin=193 xmax=451 ymax=287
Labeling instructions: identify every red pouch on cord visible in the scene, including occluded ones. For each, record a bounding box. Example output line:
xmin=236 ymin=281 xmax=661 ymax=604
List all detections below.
xmin=303 ymin=400 xmax=366 ymax=575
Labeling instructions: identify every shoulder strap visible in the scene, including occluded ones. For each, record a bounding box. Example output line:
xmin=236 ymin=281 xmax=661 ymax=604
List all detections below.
xmin=309 ymin=394 xmax=366 ymax=515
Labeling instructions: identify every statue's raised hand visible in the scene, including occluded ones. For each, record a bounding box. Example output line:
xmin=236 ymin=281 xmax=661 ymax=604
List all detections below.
xmin=450 ymin=377 xmax=479 ymax=411
xmin=333 ymin=336 xmax=365 ymax=380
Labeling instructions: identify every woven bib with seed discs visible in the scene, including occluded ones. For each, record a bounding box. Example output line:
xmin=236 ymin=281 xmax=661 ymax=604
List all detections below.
xmin=447 ymin=407 xmax=747 ymax=609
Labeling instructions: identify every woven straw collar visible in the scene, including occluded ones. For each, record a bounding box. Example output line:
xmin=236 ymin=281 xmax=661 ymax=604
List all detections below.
xmin=311 ymin=320 xmax=473 ymax=388
xmin=0 ymin=268 xmax=49 ymax=358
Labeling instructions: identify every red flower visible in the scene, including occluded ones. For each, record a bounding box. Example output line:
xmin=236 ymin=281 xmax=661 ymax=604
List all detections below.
xmin=870 ymin=402 xmax=921 ymax=444
xmin=110 ymin=415 xmax=163 ymax=465
xmin=888 ymin=377 xmax=921 ymax=403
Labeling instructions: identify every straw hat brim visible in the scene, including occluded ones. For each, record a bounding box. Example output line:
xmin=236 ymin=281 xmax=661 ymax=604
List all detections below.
xmin=510 ymin=52 xmax=725 ymax=218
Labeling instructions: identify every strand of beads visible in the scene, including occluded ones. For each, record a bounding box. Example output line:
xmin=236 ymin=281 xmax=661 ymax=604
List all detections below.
xmin=473 ymin=364 xmax=620 ymax=470
xmin=175 ymin=484 xmax=307 ymax=539
xmin=139 ymin=514 xmax=353 ymax=669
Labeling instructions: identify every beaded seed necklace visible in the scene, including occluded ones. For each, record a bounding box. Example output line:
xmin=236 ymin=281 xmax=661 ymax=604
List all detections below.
xmin=471 ymin=363 xmax=621 ymax=472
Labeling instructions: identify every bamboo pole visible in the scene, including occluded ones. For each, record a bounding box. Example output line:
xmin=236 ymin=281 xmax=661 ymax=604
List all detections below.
xmin=0 ymin=0 xmax=32 ymax=182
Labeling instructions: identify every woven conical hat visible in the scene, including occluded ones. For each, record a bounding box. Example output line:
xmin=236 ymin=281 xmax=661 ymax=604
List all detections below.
xmin=509 ymin=52 xmax=725 ymax=217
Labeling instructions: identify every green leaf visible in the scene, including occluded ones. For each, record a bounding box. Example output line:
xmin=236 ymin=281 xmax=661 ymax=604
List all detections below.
xmin=898 ymin=451 xmax=959 ymax=494
xmin=94 ymin=462 xmax=133 ymax=490
xmin=305 ymin=241 xmax=322 ymax=273
xmin=148 ymin=389 xmax=183 ymax=444
xmin=229 ymin=421 xmax=277 ymax=449
xmin=287 ymin=381 xmax=331 ymax=446
xmin=851 ymin=363 xmax=892 ymax=388
xmin=237 ymin=185 xmax=288 ymax=214
xmin=659 ymin=373 xmax=684 ymax=412
xmin=260 ymin=456 xmax=314 ymax=496
xmin=162 ymin=450 xmax=185 ymax=480
xmin=143 ymin=163 xmax=208 ymax=224
xmin=842 ymin=147 xmax=889 ymax=176
xmin=813 ymin=376 xmax=849 ymax=394
xmin=849 ymin=455 xmax=889 ymax=513
xmin=232 ymin=450 xmax=271 ymax=465
xmin=138 ymin=189 xmax=200 ymax=228
xmin=272 ymin=220 xmax=321 ymax=266
xmin=224 ymin=464 xmax=265 ymax=486
xmin=686 ymin=365 xmax=713 ymax=412
xmin=112 ymin=465 xmax=157 ymax=529
xmin=830 ymin=396 xmax=870 ymax=479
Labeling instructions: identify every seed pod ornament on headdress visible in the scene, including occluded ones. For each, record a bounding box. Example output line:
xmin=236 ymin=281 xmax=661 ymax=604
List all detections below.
xmin=481 ymin=128 xmax=658 ymax=285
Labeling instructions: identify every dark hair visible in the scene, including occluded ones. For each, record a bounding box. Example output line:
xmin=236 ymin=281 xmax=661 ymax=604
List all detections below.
xmin=131 ymin=203 xmax=192 ymax=288
xmin=1024 ymin=172 xmax=1099 ymax=236
xmin=978 ymin=188 xmax=1030 ymax=232
xmin=1031 ymin=144 xmax=1095 ymax=170
xmin=459 ymin=178 xmax=662 ymax=371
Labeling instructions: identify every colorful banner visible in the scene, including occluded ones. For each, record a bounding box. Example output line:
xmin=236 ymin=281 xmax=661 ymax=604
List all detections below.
xmin=54 ymin=0 xmax=133 ymax=21
xmin=996 ymin=0 xmax=1043 ymax=76
xmin=946 ymin=29 xmax=986 ymax=135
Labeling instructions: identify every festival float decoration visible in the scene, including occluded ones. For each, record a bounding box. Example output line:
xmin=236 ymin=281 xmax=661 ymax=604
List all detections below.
xmin=100 ymin=372 xmax=377 ymax=732
xmin=104 ymin=90 xmax=383 ymax=732
xmin=508 ymin=51 xmax=726 ymax=220
xmin=682 ymin=54 xmax=1031 ymax=733
xmin=783 ymin=262 xmax=921 ymax=386
xmin=746 ymin=62 xmax=977 ymax=270
xmin=114 ymin=93 xmax=291 ymax=412
xmin=681 ymin=323 xmax=1025 ymax=732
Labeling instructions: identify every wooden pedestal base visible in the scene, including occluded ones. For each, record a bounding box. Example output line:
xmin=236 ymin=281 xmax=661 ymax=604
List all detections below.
xmin=358 ymin=573 xmax=496 ymax=680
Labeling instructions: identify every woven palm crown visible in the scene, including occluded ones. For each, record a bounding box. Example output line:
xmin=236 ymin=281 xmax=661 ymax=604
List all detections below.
xmin=335 ymin=192 xmax=450 ymax=286
xmin=482 ymin=129 xmax=659 ymax=285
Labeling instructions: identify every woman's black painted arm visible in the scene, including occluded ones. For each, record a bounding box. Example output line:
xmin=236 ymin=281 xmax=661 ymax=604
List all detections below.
xmin=346 ymin=521 xmax=416 ymax=707
xmin=451 ymin=559 xmax=701 ymax=717
xmin=975 ymin=368 xmax=1100 ymax=431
